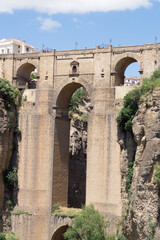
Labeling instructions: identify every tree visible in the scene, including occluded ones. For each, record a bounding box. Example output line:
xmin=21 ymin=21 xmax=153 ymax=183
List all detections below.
xmin=64 ymin=205 xmax=111 ymax=240
xmin=116 ymin=70 xmax=160 ymax=133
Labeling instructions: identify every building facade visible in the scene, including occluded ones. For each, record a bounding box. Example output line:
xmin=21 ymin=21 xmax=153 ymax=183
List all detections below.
xmin=0 ymin=38 xmax=37 ymax=54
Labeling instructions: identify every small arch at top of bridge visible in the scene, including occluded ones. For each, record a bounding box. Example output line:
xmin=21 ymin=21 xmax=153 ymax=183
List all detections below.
xmin=114 ymin=56 xmax=141 ymax=86
xmin=16 ymin=62 xmax=38 ymax=90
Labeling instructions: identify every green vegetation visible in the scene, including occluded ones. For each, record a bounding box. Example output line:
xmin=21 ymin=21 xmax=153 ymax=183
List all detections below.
xmin=117 ymin=234 xmax=127 ymax=240
xmin=154 ymin=162 xmax=160 ymax=186
xmin=147 ymin=217 xmax=157 ymax=240
xmin=0 ymin=233 xmax=6 ymax=240
xmin=63 ymin=204 xmax=123 ymax=240
xmin=0 ymin=232 xmax=19 ymax=240
xmin=0 ymin=78 xmax=19 ymax=109
xmin=116 ymin=70 xmax=160 ymax=133
xmin=4 ymin=168 xmax=18 ymax=187
xmin=8 ymin=111 xmax=15 ymax=130
xmin=30 ymin=73 xmax=37 ymax=79
xmin=116 ymin=88 xmax=141 ymax=133
xmin=52 ymin=204 xmax=127 ymax=239
xmin=147 ymin=237 xmax=155 ymax=240
xmin=69 ymin=87 xmax=86 ymax=113
xmin=64 ymin=205 xmax=107 ymax=240
xmin=6 ymin=199 xmax=14 ymax=211
xmin=52 ymin=203 xmax=81 ymax=218
xmin=11 ymin=210 xmax=32 ymax=216
xmin=81 ymin=114 xmax=88 ymax=123
xmin=14 ymin=127 xmax=21 ymax=135
xmin=69 ymin=87 xmax=89 ymax=122
xmin=126 ymin=161 xmax=134 ymax=192
xmin=22 ymin=95 xmax=27 ymax=102
xmin=0 ymin=78 xmax=20 ymax=131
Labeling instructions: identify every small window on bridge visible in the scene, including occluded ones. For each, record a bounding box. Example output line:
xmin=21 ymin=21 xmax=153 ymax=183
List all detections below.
xmin=72 ymin=65 xmax=77 ymax=73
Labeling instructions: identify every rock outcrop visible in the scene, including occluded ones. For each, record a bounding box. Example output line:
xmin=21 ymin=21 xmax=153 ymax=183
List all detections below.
xmin=119 ymin=88 xmax=160 ymax=240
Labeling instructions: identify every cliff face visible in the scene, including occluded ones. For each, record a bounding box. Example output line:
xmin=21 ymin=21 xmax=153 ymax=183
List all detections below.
xmin=119 ymin=88 xmax=160 ymax=240
xmin=0 ymin=98 xmax=15 ymax=231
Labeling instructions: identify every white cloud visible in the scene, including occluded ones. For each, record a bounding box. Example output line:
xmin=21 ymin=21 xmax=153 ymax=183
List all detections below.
xmin=73 ymin=18 xmax=79 ymax=22
xmin=73 ymin=18 xmax=95 ymax=26
xmin=37 ymin=17 xmax=61 ymax=31
xmin=0 ymin=0 xmax=154 ymax=14
xmin=73 ymin=17 xmax=83 ymax=24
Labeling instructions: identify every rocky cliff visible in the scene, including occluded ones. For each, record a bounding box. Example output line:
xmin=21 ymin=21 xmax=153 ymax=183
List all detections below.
xmin=0 ymin=97 xmax=15 ymax=231
xmin=119 ymin=87 xmax=160 ymax=240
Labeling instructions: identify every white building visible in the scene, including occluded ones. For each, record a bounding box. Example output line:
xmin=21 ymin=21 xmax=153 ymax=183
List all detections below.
xmin=124 ymin=76 xmax=140 ymax=86
xmin=0 ymin=38 xmax=37 ymax=54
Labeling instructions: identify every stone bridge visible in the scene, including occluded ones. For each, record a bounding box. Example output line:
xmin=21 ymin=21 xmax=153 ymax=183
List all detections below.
xmin=1 ymin=43 xmax=160 ymax=240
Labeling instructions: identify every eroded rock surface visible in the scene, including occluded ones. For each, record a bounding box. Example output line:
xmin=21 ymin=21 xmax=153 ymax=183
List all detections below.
xmin=0 ymin=99 xmax=15 ymax=231
xmin=120 ymin=88 xmax=160 ymax=240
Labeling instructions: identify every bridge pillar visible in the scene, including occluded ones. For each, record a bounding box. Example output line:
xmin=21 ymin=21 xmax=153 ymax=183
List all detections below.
xmin=86 ymin=87 xmax=122 ymax=218
xmin=12 ymin=81 xmax=55 ymax=240
xmin=52 ymin=114 xmax=70 ymax=206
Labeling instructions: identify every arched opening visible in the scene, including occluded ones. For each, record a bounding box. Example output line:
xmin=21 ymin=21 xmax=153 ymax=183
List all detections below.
xmin=16 ymin=63 xmax=37 ymax=90
xmin=51 ymin=225 xmax=68 ymax=240
xmin=72 ymin=65 xmax=77 ymax=73
xmin=52 ymin=82 xmax=89 ymax=209
xmin=115 ymin=57 xmax=140 ymax=86
xmin=124 ymin=62 xmax=140 ymax=86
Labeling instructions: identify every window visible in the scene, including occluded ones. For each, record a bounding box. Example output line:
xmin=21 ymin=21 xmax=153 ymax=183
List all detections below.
xmin=1 ymin=49 xmax=4 ymax=54
xmin=7 ymin=49 xmax=10 ymax=54
xmin=101 ymin=73 xmax=104 ymax=78
xmin=72 ymin=65 xmax=77 ymax=73
xmin=26 ymin=47 xmax=29 ymax=52
xmin=18 ymin=45 xmax=20 ymax=48
xmin=69 ymin=61 xmax=79 ymax=77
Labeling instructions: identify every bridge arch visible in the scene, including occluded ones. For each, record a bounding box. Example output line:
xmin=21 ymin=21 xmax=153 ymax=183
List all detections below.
xmin=55 ymin=77 xmax=92 ymax=108
xmin=51 ymin=225 xmax=69 ymax=240
xmin=113 ymin=53 xmax=142 ymax=86
xmin=16 ymin=62 xmax=37 ymax=89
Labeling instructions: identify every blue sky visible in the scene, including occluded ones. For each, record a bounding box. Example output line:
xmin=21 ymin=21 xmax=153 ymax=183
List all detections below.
xmin=0 ymin=0 xmax=160 ymax=76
